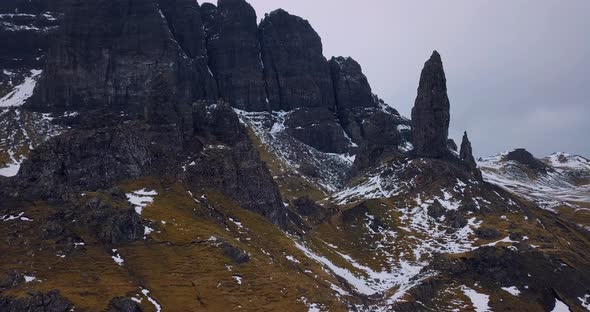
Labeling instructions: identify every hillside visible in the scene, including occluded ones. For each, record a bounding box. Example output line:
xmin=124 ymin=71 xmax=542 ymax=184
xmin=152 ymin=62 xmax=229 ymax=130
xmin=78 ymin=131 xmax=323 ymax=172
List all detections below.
xmin=1 ymin=0 xmax=589 ymax=311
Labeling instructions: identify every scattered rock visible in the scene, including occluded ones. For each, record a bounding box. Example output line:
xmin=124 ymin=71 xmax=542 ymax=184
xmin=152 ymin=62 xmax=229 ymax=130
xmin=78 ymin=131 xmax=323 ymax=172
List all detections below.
xmin=475 ymin=228 xmax=501 ymax=240
xmin=106 ymin=297 xmax=143 ymax=312
xmin=222 ymin=242 xmax=250 ymax=264
xmin=0 ymin=270 xmax=24 ymax=291
xmin=0 ymin=290 xmax=73 ymax=312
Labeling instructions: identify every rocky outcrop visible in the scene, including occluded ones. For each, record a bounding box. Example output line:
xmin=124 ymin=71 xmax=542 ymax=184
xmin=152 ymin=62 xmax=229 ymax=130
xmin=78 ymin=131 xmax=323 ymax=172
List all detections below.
xmin=106 ymin=297 xmax=143 ymax=312
xmin=16 ymin=115 xmax=164 ymax=200
xmin=506 ymin=148 xmax=550 ymax=172
xmin=329 ymin=56 xmax=378 ymax=111
xmin=201 ymin=0 xmax=268 ymax=111
xmin=284 ymin=108 xmax=351 ymax=154
xmin=0 ymin=290 xmax=73 ymax=312
xmin=81 ymin=193 xmax=145 ymax=244
xmin=259 ymin=9 xmax=335 ymax=111
xmin=459 ymin=131 xmax=482 ymax=179
xmin=222 ymin=241 xmax=250 ymax=264
xmin=411 ymin=51 xmax=450 ymax=158
xmin=186 ymin=102 xmax=289 ymax=227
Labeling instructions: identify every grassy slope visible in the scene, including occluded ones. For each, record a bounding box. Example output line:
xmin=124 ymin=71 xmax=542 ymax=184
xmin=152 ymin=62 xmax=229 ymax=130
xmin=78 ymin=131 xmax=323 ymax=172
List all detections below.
xmin=0 ymin=178 xmax=351 ymax=311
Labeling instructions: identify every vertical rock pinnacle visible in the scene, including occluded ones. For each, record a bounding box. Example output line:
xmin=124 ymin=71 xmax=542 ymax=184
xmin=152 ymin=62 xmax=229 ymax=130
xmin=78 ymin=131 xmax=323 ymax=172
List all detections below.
xmin=411 ymin=50 xmax=451 ymax=158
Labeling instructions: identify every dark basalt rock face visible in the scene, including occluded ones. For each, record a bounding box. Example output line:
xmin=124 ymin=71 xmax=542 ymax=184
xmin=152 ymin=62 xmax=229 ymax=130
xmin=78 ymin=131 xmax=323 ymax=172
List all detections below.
xmin=156 ymin=0 xmax=208 ymax=59
xmin=201 ymin=0 xmax=269 ymax=111
xmin=0 ymin=2 xmax=61 ymax=97
xmin=17 ymin=117 xmax=163 ymax=200
xmin=411 ymin=51 xmax=451 ymax=158
xmin=0 ymin=290 xmax=73 ymax=312
xmin=0 ymin=0 xmax=60 ymax=14
xmin=186 ymin=102 xmax=289 ymax=227
xmin=460 ymin=131 xmax=482 ymax=180
xmin=284 ymin=108 xmax=351 ymax=154
xmin=329 ymin=56 xmax=378 ymax=111
xmin=29 ymin=0 xmax=217 ymax=135
xmin=259 ymin=9 xmax=335 ymax=111
xmin=506 ymin=148 xmax=550 ymax=172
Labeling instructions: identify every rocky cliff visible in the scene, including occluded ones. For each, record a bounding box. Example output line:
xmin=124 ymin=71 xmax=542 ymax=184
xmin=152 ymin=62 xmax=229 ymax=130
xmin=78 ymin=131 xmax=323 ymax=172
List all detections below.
xmin=1 ymin=1 xmax=589 ymax=311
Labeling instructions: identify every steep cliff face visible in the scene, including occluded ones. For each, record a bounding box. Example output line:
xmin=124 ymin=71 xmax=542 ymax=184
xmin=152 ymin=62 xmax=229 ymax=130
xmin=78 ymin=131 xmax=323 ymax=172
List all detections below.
xmin=201 ymin=0 xmax=269 ymax=111
xmin=157 ymin=0 xmax=208 ymax=59
xmin=0 ymin=2 xmax=60 ymax=100
xmin=28 ymin=0 xmax=217 ymax=136
xmin=329 ymin=56 xmax=378 ymax=112
xmin=411 ymin=51 xmax=451 ymax=158
xmin=259 ymin=9 xmax=335 ymax=111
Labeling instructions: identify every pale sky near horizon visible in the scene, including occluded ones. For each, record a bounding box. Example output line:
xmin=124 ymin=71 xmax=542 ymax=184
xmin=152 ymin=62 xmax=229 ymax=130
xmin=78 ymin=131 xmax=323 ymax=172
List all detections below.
xmin=214 ymin=0 xmax=590 ymax=157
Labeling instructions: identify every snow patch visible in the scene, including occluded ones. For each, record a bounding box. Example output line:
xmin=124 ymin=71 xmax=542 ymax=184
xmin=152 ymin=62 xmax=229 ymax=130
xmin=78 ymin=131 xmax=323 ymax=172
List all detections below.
xmin=0 ymin=69 xmax=42 ymax=107
xmin=126 ymin=189 xmax=157 ymax=215
xmin=461 ymin=286 xmax=491 ymax=312
xmin=501 ymin=286 xmax=521 ymax=296
xmin=111 ymin=249 xmax=124 ymax=266
xmin=552 ymin=298 xmax=571 ymax=312
xmin=141 ymin=288 xmax=162 ymax=312
xmin=232 ymin=275 xmax=243 ymax=285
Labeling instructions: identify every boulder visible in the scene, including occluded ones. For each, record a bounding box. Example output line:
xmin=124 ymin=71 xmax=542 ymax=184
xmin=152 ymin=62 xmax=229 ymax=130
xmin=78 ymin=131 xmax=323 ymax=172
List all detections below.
xmin=222 ymin=242 xmax=250 ymax=264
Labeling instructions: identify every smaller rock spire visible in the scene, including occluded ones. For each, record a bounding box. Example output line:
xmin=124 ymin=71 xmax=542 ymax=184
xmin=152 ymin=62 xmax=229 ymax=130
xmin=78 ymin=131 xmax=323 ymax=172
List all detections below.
xmin=460 ymin=131 xmax=482 ymax=180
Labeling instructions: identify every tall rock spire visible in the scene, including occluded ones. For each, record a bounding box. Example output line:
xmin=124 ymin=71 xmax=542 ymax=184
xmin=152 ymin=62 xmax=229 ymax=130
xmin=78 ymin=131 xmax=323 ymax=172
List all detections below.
xmin=460 ymin=131 xmax=482 ymax=180
xmin=411 ymin=51 xmax=451 ymax=158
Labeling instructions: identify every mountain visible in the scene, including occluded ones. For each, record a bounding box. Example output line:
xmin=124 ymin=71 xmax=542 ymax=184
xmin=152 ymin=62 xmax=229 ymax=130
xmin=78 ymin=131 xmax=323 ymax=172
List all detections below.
xmin=479 ymin=149 xmax=590 ymax=229
xmin=1 ymin=1 xmax=590 ymax=311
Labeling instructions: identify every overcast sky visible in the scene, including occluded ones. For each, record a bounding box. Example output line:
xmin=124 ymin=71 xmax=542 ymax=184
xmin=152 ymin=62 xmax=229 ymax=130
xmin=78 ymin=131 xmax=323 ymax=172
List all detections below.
xmin=243 ymin=0 xmax=590 ymax=157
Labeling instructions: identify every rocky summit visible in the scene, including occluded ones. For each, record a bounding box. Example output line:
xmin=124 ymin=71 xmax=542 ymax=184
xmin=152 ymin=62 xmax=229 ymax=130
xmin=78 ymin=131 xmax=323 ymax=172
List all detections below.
xmin=0 ymin=1 xmax=589 ymax=311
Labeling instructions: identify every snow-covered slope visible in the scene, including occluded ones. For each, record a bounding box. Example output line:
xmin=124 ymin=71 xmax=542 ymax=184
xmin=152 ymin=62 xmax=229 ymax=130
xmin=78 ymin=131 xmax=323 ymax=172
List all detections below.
xmin=478 ymin=151 xmax=590 ymax=210
xmin=236 ymin=109 xmax=356 ymax=193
